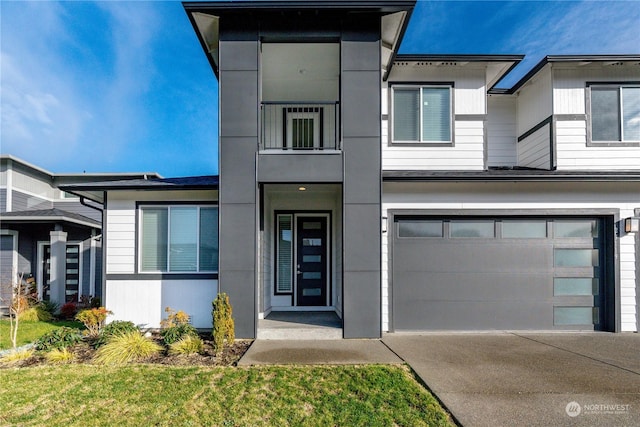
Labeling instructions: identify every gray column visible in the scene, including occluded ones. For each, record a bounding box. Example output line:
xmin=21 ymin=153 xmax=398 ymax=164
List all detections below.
xmin=341 ymin=19 xmax=382 ymax=338
xmin=218 ymin=37 xmax=259 ymax=339
xmin=49 ymin=229 xmax=67 ymax=306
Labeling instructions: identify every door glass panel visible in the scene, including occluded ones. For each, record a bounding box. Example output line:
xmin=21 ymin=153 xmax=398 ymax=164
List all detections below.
xmin=276 ymin=215 xmax=293 ymax=294
xmin=450 ymin=221 xmax=494 ymax=238
xmin=502 ymin=221 xmax=547 ymax=238
xmin=303 ymin=238 xmax=322 ymax=246
xmin=303 ymin=255 xmax=322 ymax=263
xmin=554 ymin=307 xmax=597 ymax=325
xmin=302 ymin=272 xmax=322 ymax=279
xmin=554 ymin=278 xmax=598 ymax=296
xmin=398 ymin=220 xmax=442 ymax=238
xmin=554 ymin=249 xmax=597 ymax=267
xmin=302 ymin=222 xmax=322 ymax=230
xmin=302 ymin=288 xmax=322 ymax=297
xmin=554 ymin=221 xmax=597 ymax=238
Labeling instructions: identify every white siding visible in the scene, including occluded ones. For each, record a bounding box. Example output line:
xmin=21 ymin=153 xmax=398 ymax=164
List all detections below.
xmin=382 ymin=64 xmax=486 ymax=171
xmin=516 ymin=66 xmax=552 ymax=136
xmin=487 ymin=95 xmax=517 ymax=167
xmin=381 ymin=181 xmax=639 ymax=332
xmin=552 ymin=64 xmax=640 ymax=170
xmin=556 ymin=120 xmax=640 ymax=170
xmin=517 ymin=124 xmax=551 ymax=169
xmin=105 ymin=198 xmax=136 ymax=274
xmin=106 ymin=279 xmax=218 ymax=329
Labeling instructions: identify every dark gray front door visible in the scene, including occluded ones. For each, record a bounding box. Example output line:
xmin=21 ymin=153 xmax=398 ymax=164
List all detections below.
xmin=296 ymin=216 xmax=327 ymax=306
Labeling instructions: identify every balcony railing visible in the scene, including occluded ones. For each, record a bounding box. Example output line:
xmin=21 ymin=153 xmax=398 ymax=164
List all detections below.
xmin=260 ymin=101 xmax=340 ymax=150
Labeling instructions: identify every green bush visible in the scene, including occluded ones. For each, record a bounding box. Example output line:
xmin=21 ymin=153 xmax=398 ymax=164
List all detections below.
xmin=212 ymin=293 xmax=234 ymax=355
xmin=168 ymin=335 xmax=204 ymax=356
xmin=38 ymin=300 xmax=59 ymax=317
xmin=18 ymin=306 xmax=53 ymax=322
xmin=75 ymin=307 xmax=111 ymax=337
xmin=161 ymin=323 xmax=198 ymax=346
xmin=94 ymin=331 xmax=162 ymax=365
xmin=34 ymin=327 xmax=83 ymax=351
xmin=94 ymin=321 xmax=139 ymax=348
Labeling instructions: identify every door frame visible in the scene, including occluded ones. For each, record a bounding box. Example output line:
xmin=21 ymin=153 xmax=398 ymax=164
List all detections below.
xmin=274 ymin=211 xmax=332 ymax=308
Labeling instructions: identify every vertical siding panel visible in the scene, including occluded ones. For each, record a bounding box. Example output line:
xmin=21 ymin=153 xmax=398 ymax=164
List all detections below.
xmin=487 ymin=95 xmax=517 ymax=167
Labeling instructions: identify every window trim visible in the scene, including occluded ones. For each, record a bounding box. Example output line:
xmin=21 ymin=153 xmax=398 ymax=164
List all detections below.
xmin=586 ymin=81 xmax=640 ymax=147
xmin=136 ymin=202 xmax=218 ymax=274
xmin=389 ymin=82 xmax=455 ymax=146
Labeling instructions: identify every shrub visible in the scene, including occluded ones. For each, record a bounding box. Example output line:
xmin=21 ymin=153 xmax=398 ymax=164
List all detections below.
xmin=89 ymin=296 xmax=102 ymax=308
xmin=169 ymin=335 xmax=204 ymax=356
xmin=18 ymin=305 xmax=53 ymax=322
xmin=59 ymin=302 xmax=78 ymax=319
xmin=45 ymin=348 xmax=76 ymax=364
xmin=160 ymin=307 xmax=190 ymax=329
xmin=93 ymin=331 xmax=162 ymax=365
xmin=161 ymin=323 xmax=198 ymax=346
xmin=0 ymin=348 xmax=34 ymax=365
xmin=38 ymin=300 xmax=59 ymax=317
xmin=94 ymin=320 xmax=139 ymax=348
xmin=212 ymin=293 xmax=235 ymax=355
xmin=76 ymin=307 xmax=112 ymax=337
xmin=34 ymin=327 xmax=83 ymax=351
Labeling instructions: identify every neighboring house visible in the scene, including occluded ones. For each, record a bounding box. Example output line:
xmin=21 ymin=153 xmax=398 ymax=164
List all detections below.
xmin=0 ymin=155 xmax=158 ymax=312
xmin=69 ymin=0 xmax=640 ymax=337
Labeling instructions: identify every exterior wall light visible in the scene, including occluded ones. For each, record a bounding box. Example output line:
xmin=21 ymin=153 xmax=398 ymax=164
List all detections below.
xmin=624 ymin=217 xmax=640 ymax=233
xmin=298 ymin=186 xmax=306 ymax=191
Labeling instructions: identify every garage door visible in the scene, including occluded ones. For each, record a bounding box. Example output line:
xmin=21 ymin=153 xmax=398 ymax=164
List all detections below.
xmin=391 ymin=217 xmax=609 ymax=331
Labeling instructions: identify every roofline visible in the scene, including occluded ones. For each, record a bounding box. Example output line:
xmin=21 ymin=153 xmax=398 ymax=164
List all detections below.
xmin=0 ymin=214 xmax=101 ymax=229
xmin=0 ymin=154 xmax=162 ymax=180
xmin=383 ymin=170 xmax=640 ymax=183
xmin=60 ymin=183 xmax=218 ymax=192
xmin=508 ymin=54 xmax=640 ymax=94
xmin=395 ymin=54 xmax=525 ymax=62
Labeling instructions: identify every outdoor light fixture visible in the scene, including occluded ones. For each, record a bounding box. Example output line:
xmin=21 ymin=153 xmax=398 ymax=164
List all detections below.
xmin=625 ymin=217 xmax=640 ymax=233
xmin=298 ymin=186 xmax=306 ymax=191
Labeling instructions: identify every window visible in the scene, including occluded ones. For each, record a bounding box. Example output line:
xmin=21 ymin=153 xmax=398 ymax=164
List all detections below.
xmin=392 ymin=85 xmax=452 ymax=143
xmin=140 ymin=205 xmax=218 ymax=272
xmin=285 ymin=107 xmax=322 ymax=149
xmin=590 ymin=85 xmax=640 ymax=142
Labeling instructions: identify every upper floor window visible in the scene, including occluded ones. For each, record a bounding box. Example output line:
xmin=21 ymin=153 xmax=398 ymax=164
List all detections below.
xmin=590 ymin=85 xmax=640 ymax=142
xmin=139 ymin=205 xmax=218 ymax=273
xmin=392 ymin=85 xmax=452 ymax=144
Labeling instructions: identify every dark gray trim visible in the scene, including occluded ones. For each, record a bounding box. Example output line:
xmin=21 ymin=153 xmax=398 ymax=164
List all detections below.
xmin=382 ymin=170 xmax=640 ymax=182
xmin=102 ymin=192 xmax=107 ymax=306
xmin=518 ymin=116 xmax=552 ymax=143
xmin=455 ymin=114 xmax=486 ymax=121
xmin=106 ymin=273 xmax=218 ymax=281
xmin=386 ymin=208 xmax=620 ymax=332
xmin=387 ymin=82 xmax=455 ymax=147
xmin=509 ymin=55 xmax=640 ymax=94
xmin=585 ymin=83 xmax=640 ymax=147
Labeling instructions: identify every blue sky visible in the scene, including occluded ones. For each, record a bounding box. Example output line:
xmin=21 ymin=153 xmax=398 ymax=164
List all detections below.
xmin=1 ymin=1 xmax=639 ymax=177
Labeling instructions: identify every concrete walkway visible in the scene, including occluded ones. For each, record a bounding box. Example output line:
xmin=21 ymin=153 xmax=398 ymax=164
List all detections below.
xmin=238 ymin=339 xmax=401 ymax=365
xmin=383 ymin=333 xmax=640 ymax=427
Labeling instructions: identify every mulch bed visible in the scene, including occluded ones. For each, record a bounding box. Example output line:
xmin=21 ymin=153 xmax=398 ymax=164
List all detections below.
xmin=2 ymin=333 xmax=253 ymax=368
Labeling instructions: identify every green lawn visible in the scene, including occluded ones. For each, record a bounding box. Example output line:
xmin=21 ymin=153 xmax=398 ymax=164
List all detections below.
xmin=0 ymin=364 xmax=454 ymax=426
xmin=0 ymin=320 xmax=83 ymax=349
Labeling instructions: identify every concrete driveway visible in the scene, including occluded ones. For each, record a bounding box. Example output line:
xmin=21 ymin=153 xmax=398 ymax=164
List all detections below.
xmin=383 ymin=333 xmax=640 ymax=427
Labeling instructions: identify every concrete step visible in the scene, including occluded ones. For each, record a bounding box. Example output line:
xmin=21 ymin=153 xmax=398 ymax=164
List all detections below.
xmin=257 ymin=326 xmax=343 ymax=340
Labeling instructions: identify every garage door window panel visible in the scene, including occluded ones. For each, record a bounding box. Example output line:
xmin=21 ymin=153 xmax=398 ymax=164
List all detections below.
xmin=554 ymin=249 xmax=599 ymax=267
xmin=553 ymin=220 xmax=598 ymax=238
xmin=450 ymin=220 xmax=495 ymax=238
xmin=554 ymin=307 xmax=599 ymax=326
xmin=397 ymin=220 xmax=443 ymax=238
xmin=554 ymin=278 xmax=599 ymax=296
xmin=502 ymin=220 xmax=547 ymax=238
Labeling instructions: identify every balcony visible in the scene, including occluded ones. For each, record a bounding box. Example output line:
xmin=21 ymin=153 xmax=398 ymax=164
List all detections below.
xmin=260 ymin=102 xmax=340 ymax=151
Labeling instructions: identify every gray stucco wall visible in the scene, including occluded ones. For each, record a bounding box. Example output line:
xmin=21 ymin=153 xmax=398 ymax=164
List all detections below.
xmin=340 ymin=17 xmax=382 ymax=338
xmin=218 ymin=26 xmax=260 ymax=338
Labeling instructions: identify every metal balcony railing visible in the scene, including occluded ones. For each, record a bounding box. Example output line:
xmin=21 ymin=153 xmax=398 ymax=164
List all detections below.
xmin=260 ymin=101 xmax=340 ymax=150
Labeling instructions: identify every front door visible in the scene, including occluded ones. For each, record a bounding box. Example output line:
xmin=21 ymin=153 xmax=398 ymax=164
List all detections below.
xmin=296 ymin=216 xmax=328 ymax=306
xmin=41 ymin=243 xmax=81 ymax=302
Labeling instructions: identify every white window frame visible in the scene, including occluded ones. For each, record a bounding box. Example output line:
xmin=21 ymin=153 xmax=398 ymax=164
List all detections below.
xmin=588 ymin=83 xmax=640 ymax=145
xmin=138 ymin=205 xmax=218 ymax=274
xmin=390 ymin=84 xmax=454 ymax=145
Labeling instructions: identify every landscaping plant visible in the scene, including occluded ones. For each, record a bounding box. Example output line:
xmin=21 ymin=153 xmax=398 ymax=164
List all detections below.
xmin=34 ymin=327 xmax=83 ymax=351
xmin=93 ymin=331 xmax=162 ymax=365
xmin=0 ymin=348 xmax=34 ymax=365
xmin=160 ymin=307 xmax=190 ymax=328
xmin=59 ymin=302 xmax=78 ymax=319
xmin=75 ymin=307 xmax=112 ymax=337
xmin=45 ymin=348 xmax=76 ymax=364
xmin=211 ymin=293 xmax=234 ymax=355
xmin=18 ymin=305 xmax=53 ymax=322
xmin=94 ymin=320 xmax=139 ymax=348
xmin=168 ymin=334 xmax=204 ymax=356
xmin=161 ymin=323 xmax=198 ymax=346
